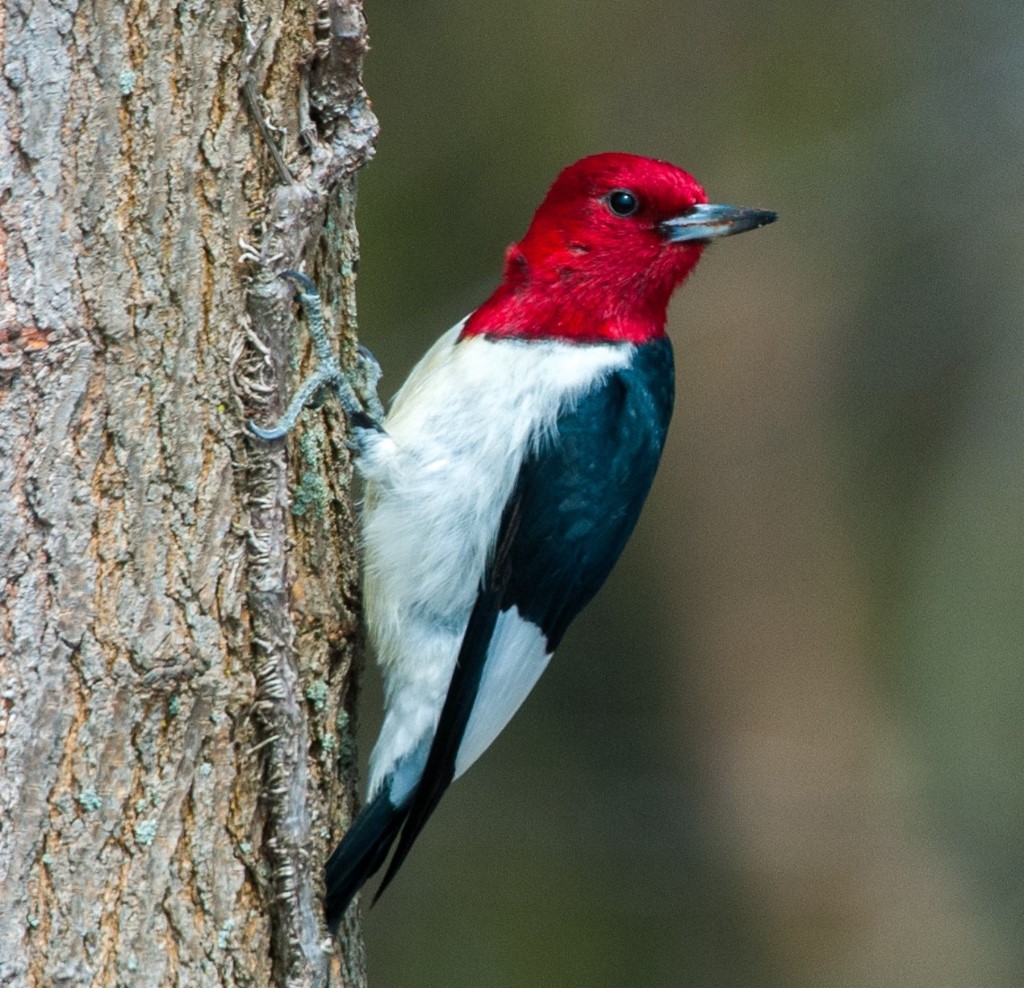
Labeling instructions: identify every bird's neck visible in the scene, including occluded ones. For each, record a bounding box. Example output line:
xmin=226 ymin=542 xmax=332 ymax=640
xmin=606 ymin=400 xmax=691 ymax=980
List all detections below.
xmin=461 ymin=244 xmax=678 ymax=345
xmin=464 ymin=236 xmax=704 ymax=346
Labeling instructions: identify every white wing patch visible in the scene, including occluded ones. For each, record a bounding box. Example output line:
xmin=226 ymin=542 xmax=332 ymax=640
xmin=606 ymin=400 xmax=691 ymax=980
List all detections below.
xmin=454 ymin=607 xmax=552 ymax=779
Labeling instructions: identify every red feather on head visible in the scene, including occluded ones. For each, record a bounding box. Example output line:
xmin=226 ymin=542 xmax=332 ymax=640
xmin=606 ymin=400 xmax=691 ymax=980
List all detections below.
xmin=462 ymin=153 xmax=710 ymax=345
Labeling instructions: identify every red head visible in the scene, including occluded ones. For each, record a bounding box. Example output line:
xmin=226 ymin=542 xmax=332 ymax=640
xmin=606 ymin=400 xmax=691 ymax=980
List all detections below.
xmin=462 ymin=152 xmax=775 ymax=345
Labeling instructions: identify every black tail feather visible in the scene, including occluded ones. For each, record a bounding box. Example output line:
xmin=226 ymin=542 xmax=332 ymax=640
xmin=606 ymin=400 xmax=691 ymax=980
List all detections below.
xmin=324 ymin=789 xmax=409 ymax=930
xmin=372 ymin=586 xmax=503 ymax=904
xmin=328 ymin=582 xmax=507 ymax=920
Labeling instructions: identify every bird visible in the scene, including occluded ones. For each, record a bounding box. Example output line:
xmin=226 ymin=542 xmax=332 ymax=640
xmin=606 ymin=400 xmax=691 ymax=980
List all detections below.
xmin=251 ymin=152 xmax=776 ymax=929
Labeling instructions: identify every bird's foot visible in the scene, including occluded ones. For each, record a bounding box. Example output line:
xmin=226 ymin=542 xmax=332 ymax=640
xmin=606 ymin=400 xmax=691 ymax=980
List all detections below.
xmin=248 ymin=271 xmax=385 ymax=442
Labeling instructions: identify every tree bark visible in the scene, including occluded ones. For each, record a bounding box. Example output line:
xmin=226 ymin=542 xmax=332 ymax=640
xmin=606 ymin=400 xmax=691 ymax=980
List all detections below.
xmin=0 ymin=1 xmax=377 ymax=985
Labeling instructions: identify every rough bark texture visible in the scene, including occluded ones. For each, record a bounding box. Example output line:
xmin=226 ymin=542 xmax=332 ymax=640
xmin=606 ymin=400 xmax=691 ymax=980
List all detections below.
xmin=0 ymin=0 xmax=377 ymax=985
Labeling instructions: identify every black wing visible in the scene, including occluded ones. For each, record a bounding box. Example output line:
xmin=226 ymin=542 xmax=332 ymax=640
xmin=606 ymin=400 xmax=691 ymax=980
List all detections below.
xmin=373 ymin=337 xmax=675 ymax=899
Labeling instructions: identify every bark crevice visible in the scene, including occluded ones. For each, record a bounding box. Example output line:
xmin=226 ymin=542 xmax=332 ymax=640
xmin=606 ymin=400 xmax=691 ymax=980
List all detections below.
xmin=235 ymin=2 xmax=377 ymax=985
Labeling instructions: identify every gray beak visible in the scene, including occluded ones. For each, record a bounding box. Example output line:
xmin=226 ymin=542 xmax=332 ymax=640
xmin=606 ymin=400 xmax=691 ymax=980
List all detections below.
xmin=660 ymin=203 xmax=777 ymax=243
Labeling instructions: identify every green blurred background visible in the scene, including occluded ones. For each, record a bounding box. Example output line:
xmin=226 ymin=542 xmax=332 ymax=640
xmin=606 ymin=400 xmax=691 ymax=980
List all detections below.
xmin=349 ymin=1 xmax=1024 ymax=984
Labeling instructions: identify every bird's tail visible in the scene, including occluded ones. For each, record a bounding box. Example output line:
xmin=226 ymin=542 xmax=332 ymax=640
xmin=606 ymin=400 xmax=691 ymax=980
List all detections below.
xmin=324 ymin=788 xmax=409 ymax=930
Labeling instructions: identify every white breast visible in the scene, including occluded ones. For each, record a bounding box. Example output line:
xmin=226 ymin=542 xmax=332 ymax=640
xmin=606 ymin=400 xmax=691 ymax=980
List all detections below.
xmin=358 ymin=323 xmax=631 ymax=794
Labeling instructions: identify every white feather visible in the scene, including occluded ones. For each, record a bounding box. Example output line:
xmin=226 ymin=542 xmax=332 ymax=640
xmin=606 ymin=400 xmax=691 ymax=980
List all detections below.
xmin=359 ymin=322 xmax=631 ymax=795
xmin=454 ymin=608 xmax=551 ymax=779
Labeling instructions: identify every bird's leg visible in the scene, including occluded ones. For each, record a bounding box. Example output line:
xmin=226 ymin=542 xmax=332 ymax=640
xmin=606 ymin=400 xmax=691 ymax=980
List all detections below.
xmin=350 ymin=342 xmax=386 ymax=426
xmin=249 ymin=271 xmax=385 ymax=443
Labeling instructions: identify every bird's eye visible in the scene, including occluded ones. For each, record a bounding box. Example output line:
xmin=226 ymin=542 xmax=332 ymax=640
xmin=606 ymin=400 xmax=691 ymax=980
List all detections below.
xmin=607 ymin=189 xmax=639 ymax=217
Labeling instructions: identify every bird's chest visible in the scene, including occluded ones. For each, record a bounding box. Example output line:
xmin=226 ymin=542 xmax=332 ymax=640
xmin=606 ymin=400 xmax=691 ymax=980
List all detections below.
xmin=359 ymin=334 xmax=635 ymax=634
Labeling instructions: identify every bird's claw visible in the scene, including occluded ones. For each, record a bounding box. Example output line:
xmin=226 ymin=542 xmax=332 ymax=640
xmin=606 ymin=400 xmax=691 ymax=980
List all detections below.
xmin=248 ymin=271 xmax=385 ymax=442
xmin=279 ymin=269 xmax=318 ymax=297
xmin=248 ymin=419 xmax=292 ymax=442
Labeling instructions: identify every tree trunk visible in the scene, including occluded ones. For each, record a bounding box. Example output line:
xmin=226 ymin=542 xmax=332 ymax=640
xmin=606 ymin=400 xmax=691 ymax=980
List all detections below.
xmin=0 ymin=1 xmax=377 ymax=985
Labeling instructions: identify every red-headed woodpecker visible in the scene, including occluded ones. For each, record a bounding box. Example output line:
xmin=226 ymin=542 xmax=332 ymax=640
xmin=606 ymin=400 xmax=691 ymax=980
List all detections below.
xmin=251 ymin=153 xmax=776 ymax=928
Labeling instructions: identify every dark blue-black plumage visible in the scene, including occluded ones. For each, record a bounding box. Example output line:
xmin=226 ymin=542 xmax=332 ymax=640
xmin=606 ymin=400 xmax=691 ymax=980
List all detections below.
xmin=497 ymin=336 xmax=675 ymax=649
